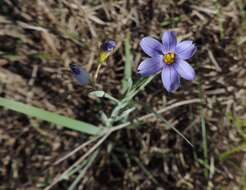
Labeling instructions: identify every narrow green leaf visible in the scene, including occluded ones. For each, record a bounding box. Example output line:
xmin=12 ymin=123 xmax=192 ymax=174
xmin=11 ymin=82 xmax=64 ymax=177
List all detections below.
xmin=219 ymin=143 xmax=246 ymax=161
xmin=89 ymin=90 xmax=105 ymax=97
xmin=114 ymin=107 xmax=136 ymax=122
xmin=126 ymin=75 xmax=156 ymax=100
xmin=122 ymin=35 xmax=132 ymax=93
xmin=198 ymin=77 xmax=209 ymax=178
xmin=89 ymin=91 xmax=119 ymax=103
xmin=1 ymin=53 xmax=23 ymax=61
xmin=0 ymin=97 xmax=103 ymax=135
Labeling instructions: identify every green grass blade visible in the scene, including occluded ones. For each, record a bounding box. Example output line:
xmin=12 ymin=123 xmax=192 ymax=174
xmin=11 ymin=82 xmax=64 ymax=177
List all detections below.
xmin=122 ymin=34 xmax=132 ymax=93
xmin=0 ymin=97 xmax=103 ymax=135
xmin=198 ymin=76 xmax=209 ymax=178
xmin=201 ymin=115 xmax=209 ymax=177
xmin=126 ymin=74 xmax=156 ymax=100
xmin=219 ymin=143 xmax=246 ymax=161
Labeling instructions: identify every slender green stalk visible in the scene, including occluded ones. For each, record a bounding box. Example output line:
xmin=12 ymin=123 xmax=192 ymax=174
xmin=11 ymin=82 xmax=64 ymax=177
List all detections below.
xmin=198 ymin=76 xmax=209 ymax=178
xmin=122 ymin=34 xmax=132 ymax=93
xmin=201 ymin=115 xmax=208 ymax=177
xmin=219 ymin=143 xmax=246 ymax=160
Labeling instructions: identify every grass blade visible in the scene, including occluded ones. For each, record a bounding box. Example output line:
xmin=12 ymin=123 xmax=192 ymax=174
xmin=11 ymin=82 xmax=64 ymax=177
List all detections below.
xmin=198 ymin=76 xmax=209 ymax=178
xmin=201 ymin=115 xmax=209 ymax=177
xmin=0 ymin=97 xmax=103 ymax=135
xmin=122 ymin=34 xmax=132 ymax=93
xmin=219 ymin=143 xmax=246 ymax=161
xmin=68 ymin=150 xmax=99 ymax=190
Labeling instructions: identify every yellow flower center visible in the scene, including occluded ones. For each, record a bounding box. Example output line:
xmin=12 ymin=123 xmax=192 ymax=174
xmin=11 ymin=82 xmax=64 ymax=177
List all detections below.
xmin=164 ymin=53 xmax=175 ymax=64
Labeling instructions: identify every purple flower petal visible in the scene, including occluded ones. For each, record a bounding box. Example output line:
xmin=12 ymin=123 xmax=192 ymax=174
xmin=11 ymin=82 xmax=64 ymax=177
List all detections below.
xmin=101 ymin=40 xmax=116 ymax=52
xmin=175 ymin=40 xmax=197 ymax=60
xmin=140 ymin=37 xmax=163 ymax=57
xmin=161 ymin=65 xmax=180 ymax=92
xmin=174 ymin=58 xmax=195 ymax=80
xmin=70 ymin=63 xmax=90 ymax=85
xmin=162 ymin=31 xmax=177 ymax=52
xmin=138 ymin=56 xmax=163 ymax=76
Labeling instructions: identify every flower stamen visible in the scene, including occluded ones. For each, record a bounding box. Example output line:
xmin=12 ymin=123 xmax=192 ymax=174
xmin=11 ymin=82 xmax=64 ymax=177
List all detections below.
xmin=164 ymin=53 xmax=175 ymax=64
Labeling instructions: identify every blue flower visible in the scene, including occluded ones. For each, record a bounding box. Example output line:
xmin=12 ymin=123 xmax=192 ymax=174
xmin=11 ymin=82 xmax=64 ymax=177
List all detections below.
xmin=69 ymin=63 xmax=90 ymax=85
xmin=138 ymin=31 xmax=197 ymax=92
xmin=99 ymin=40 xmax=116 ymax=63
xmin=101 ymin=40 xmax=116 ymax=52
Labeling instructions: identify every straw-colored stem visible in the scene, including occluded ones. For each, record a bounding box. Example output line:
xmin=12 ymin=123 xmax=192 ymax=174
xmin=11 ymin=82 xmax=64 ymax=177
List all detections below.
xmin=94 ymin=64 xmax=102 ymax=82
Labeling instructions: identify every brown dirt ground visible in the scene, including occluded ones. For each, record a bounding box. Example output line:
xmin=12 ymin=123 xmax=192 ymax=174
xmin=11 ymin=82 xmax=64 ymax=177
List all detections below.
xmin=0 ymin=0 xmax=246 ymax=189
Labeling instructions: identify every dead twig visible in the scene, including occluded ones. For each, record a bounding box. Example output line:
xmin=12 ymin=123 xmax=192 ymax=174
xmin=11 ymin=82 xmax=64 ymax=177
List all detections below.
xmin=208 ymin=50 xmax=222 ymax=72
xmin=44 ymin=130 xmax=111 ymax=190
xmin=111 ymin=99 xmax=202 ymax=132
xmin=54 ymin=135 xmax=102 ymax=165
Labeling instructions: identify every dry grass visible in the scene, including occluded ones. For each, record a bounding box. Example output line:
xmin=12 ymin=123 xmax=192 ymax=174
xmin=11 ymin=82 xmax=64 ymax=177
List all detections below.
xmin=0 ymin=0 xmax=246 ymax=189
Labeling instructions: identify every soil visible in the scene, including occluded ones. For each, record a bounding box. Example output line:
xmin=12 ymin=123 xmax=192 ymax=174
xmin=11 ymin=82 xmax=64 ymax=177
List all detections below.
xmin=0 ymin=0 xmax=246 ymax=189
